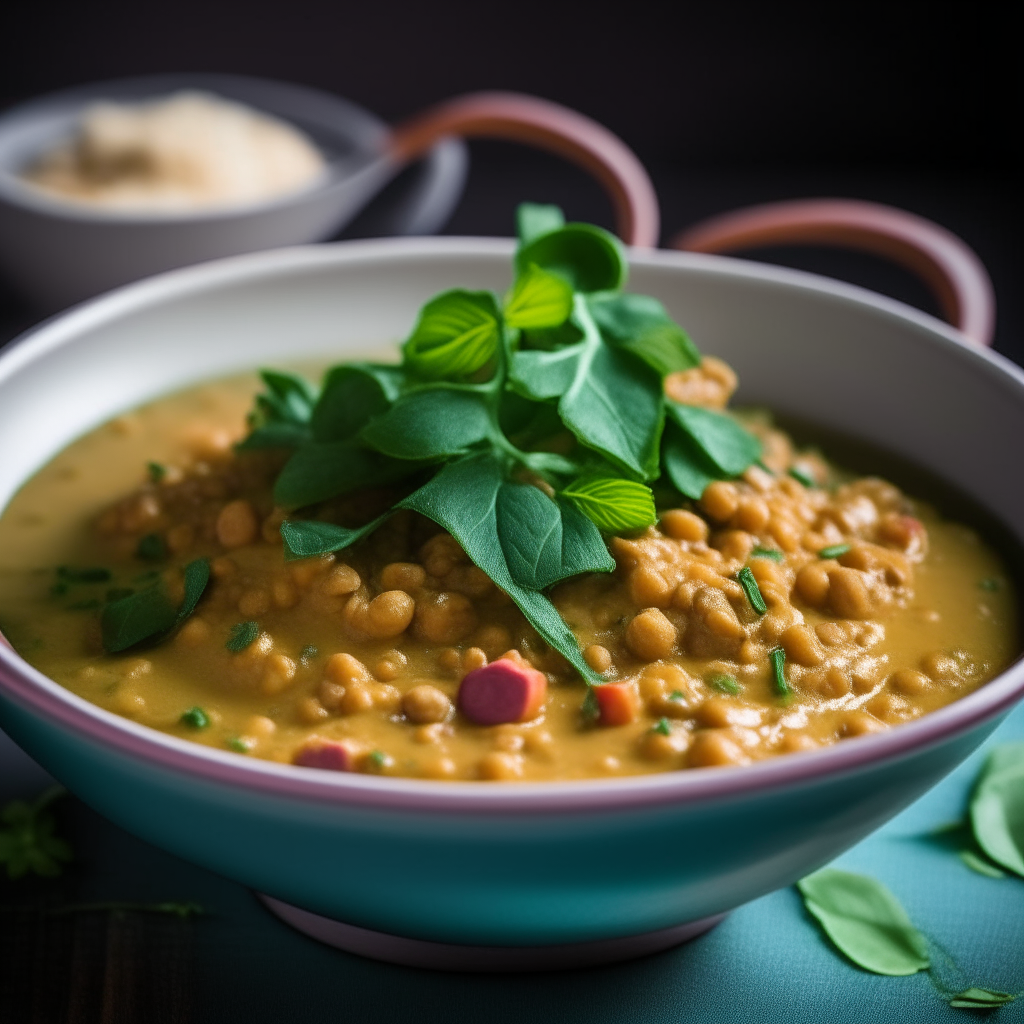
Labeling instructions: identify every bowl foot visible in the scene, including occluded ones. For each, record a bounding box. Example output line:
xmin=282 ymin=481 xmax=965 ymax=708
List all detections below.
xmin=257 ymin=893 xmax=726 ymax=972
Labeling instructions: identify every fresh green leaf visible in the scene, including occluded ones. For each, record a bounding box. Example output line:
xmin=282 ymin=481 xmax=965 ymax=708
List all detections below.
xmin=259 ymin=370 xmax=317 ymax=422
xmin=737 ymin=566 xmax=767 ymax=615
xmin=797 ymin=868 xmax=930 ymax=976
xmin=236 ymin=422 xmax=312 ymax=450
xmin=494 ymin=482 xmax=614 ymax=590
xmin=948 ymin=988 xmax=1018 ymax=1009
xmin=102 ymin=585 xmax=177 ymax=653
xmin=667 ymin=402 xmax=761 ymax=477
xmin=770 ymin=646 xmax=790 ymax=697
xmin=238 ymin=369 xmax=317 ymax=448
xmin=970 ymin=743 xmax=1024 ymax=877
xmin=359 ymin=389 xmax=492 ymax=461
xmin=181 ymin=706 xmax=210 ymax=729
xmin=662 ymin=421 xmax=720 ymax=500
xmin=280 ymin=516 xmax=388 ymax=561
xmin=311 ymin=363 xmax=404 ymax=442
xmin=751 ymin=547 xmax=784 ymax=562
xmin=587 ymin=292 xmax=701 ymax=375
xmin=136 ymin=533 xmax=166 ymax=562
xmin=959 ymin=850 xmax=1006 ymax=878
xmin=511 ymin=299 xmax=664 ymax=479
xmin=402 ymin=290 xmax=501 ymax=380
xmin=273 ymin=440 xmax=415 ymax=509
xmin=178 ymin=558 xmax=210 ymax=622
xmin=560 ymin=476 xmax=657 ymax=533
xmin=516 ymin=202 xmax=565 ymax=245
xmin=820 ymin=544 xmax=851 ymax=560
xmin=504 ymin=263 xmax=574 ymax=330
xmin=226 ymin=621 xmax=260 ymax=652
xmin=515 ymin=224 xmax=627 ymax=294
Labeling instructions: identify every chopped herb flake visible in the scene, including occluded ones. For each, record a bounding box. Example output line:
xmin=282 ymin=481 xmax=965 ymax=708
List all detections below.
xmin=710 ymin=673 xmax=741 ymax=695
xmin=819 ymin=543 xmax=851 ymax=560
xmin=226 ymin=621 xmax=260 ymax=652
xmin=146 ymin=461 xmax=166 ymax=483
xmin=737 ymin=566 xmax=767 ymax=615
xmin=136 ymin=533 xmax=166 ymax=562
xmin=581 ymin=687 xmax=601 ymax=721
xmin=180 ymin=706 xmax=210 ymax=729
xmin=299 ymin=644 xmax=319 ymax=665
xmin=751 ymin=547 xmax=784 ymax=562
xmin=769 ymin=646 xmax=790 ymax=697
xmin=652 ymin=717 xmax=671 ymax=735
xmin=789 ymin=466 xmax=816 ymax=488
xmin=668 ymin=689 xmax=685 ymax=701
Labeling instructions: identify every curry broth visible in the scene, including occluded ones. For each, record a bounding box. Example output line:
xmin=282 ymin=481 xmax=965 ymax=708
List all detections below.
xmin=0 ymin=374 xmax=1017 ymax=781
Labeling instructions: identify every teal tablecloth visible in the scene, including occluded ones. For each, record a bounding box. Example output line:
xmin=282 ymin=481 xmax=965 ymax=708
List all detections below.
xmin=2 ymin=705 xmax=1021 ymax=1022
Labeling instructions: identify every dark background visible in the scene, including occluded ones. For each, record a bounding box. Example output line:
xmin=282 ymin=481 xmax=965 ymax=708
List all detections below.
xmin=1 ymin=1 xmax=1019 ymax=356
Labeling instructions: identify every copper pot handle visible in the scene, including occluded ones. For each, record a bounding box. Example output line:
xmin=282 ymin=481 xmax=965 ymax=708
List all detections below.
xmin=672 ymin=199 xmax=995 ymax=346
xmin=389 ymin=92 xmax=660 ymax=249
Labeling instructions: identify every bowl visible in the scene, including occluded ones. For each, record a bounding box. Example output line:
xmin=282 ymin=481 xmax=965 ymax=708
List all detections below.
xmin=0 ymin=74 xmax=468 ymax=311
xmin=1 ymin=238 xmax=1022 ymax=970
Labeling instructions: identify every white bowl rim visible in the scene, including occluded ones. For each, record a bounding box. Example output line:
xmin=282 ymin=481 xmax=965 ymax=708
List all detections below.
xmin=1 ymin=236 xmax=1022 ymax=816
xmin=0 ymin=72 xmax=393 ymax=225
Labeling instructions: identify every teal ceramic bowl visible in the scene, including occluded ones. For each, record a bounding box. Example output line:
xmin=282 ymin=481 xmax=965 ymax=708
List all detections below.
xmin=1 ymin=240 xmax=1022 ymax=970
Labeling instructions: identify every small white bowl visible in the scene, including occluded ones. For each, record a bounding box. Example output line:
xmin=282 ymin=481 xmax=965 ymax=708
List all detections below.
xmin=0 ymin=74 xmax=467 ymax=310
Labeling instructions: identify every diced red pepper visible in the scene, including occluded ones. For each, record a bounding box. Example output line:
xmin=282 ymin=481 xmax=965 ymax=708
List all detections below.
xmin=592 ymin=683 xmax=641 ymax=726
xmin=458 ymin=657 xmax=547 ymax=725
xmin=293 ymin=739 xmax=357 ymax=772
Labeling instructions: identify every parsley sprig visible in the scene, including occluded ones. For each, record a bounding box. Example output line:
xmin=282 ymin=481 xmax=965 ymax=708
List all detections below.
xmin=245 ymin=205 xmax=763 ymax=687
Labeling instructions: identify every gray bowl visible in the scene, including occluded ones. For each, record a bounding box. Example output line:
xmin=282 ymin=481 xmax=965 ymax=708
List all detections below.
xmin=0 ymin=74 xmax=467 ymax=310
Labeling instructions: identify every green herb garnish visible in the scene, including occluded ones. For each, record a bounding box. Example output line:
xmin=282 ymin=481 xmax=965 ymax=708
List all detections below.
xmin=737 ymin=566 xmax=767 ymax=615
xmin=668 ymin=689 xmax=685 ymax=701
xmin=969 ymin=744 xmax=1024 ymax=877
xmin=243 ymin=205 xmax=763 ymax=703
xmin=100 ymin=557 xmax=210 ymax=653
xmin=136 ymin=533 xmax=166 ymax=562
xmin=0 ymin=786 xmax=72 ymax=880
xmin=769 ymin=646 xmax=790 ymax=697
xmin=750 ymin=547 xmax=783 ymax=562
xmin=299 ymin=644 xmax=319 ymax=665
xmin=226 ymin=737 xmax=252 ymax=753
xmin=789 ymin=465 xmax=816 ymax=488
xmin=709 ymin=673 xmax=741 ymax=695
xmin=180 ymin=706 xmax=210 ymax=729
xmin=146 ymin=461 xmax=166 ymax=483
xmin=652 ymin=717 xmax=671 ymax=735
xmin=819 ymin=543 xmax=851 ymax=560
xmin=581 ymin=686 xmax=601 ymax=722
xmin=226 ymin=621 xmax=260 ymax=652
xmin=978 ymin=577 xmax=1001 ymax=592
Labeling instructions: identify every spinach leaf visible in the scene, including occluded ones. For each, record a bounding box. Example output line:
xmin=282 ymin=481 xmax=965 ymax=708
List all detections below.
xmin=311 ymin=363 xmax=404 ymax=442
xmin=402 ymin=290 xmax=501 ymax=380
xmin=587 ymin=292 xmax=701 ymax=375
xmin=504 ymin=263 xmax=574 ymax=331
xmin=359 ymin=389 xmax=492 ymax=461
xmin=273 ymin=440 xmax=414 ymax=509
xmin=667 ymin=402 xmax=762 ymax=476
xmin=511 ymin=299 xmax=663 ymax=480
xmin=281 ymin=516 xmax=387 ymax=560
xmin=970 ymin=743 xmax=1024 ymax=877
xmin=516 ymin=202 xmax=565 ymax=245
xmin=662 ymin=420 xmax=720 ymax=500
xmin=797 ymin=868 xmax=930 ymax=976
xmin=515 ymin=224 xmax=627 ymax=294
xmin=237 ymin=369 xmax=317 ymax=450
xmin=560 ymin=476 xmax=657 ymax=533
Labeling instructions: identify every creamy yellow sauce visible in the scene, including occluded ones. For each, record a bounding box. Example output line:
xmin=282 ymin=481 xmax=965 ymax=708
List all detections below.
xmin=0 ymin=374 xmax=1017 ymax=781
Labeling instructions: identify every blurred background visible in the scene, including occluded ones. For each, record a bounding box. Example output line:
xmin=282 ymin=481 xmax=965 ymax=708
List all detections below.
xmin=1 ymin=1 xmax=1019 ymax=355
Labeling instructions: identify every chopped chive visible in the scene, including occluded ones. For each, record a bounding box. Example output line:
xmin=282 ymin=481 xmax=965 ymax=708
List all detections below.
xmin=978 ymin=577 xmax=1001 ymax=592
xmin=226 ymin=736 xmax=252 ymax=753
xmin=57 ymin=566 xmax=112 ymax=584
xmin=105 ymin=587 xmax=134 ymax=602
xmin=710 ymin=673 xmax=741 ymax=695
xmin=751 ymin=547 xmax=784 ymax=562
xmin=668 ymin=689 xmax=685 ymax=702
xmin=737 ymin=566 xmax=767 ymax=615
xmin=769 ymin=646 xmax=790 ymax=697
xmin=819 ymin=543 xmax=851 ymax=560
xmin=652 ymin=717 xmax=671 ymax=735
xmin=789 ymin=466 xmax=816 ymax=488
xmin=180 ymin=706 xmax=210 ymax=729
xmin=68 ymin=598 xmax=101 ymax=611
xmin=136 ymin=533 xmax=166 ymax=562
xmin=226 ymin=621 xmax=259 ymax=652
xmin=146 ymin=461 xmax=166 ymax=483
xmin=366 ymin=749 xmax=392 ymax=771
xmin=299 ymin=644 xmax=319 ymax=665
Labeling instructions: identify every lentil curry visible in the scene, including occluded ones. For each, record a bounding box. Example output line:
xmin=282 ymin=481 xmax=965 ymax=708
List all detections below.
xmin=0 ymin=210 xmax=1017 ymax=782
